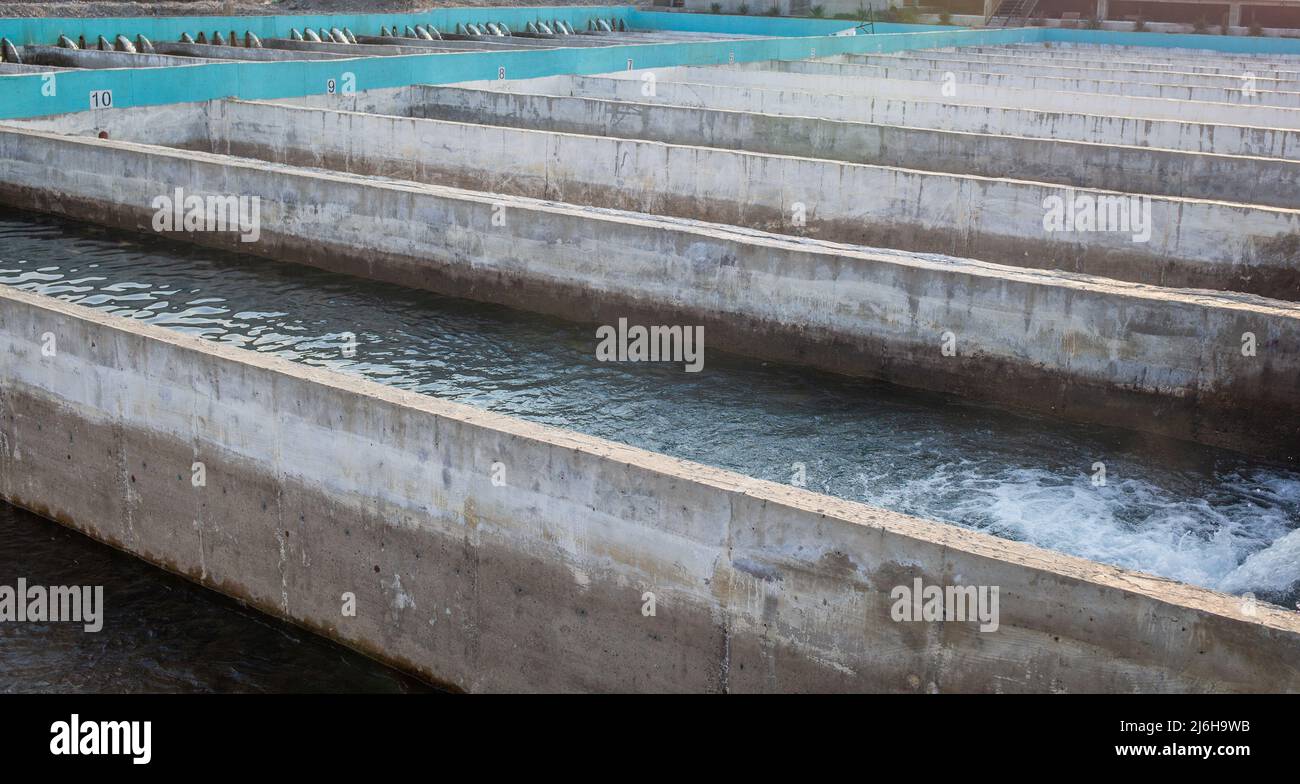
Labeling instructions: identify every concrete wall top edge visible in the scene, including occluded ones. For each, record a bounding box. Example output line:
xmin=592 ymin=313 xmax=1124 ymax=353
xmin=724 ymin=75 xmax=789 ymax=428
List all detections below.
xmin=4 ymin=281 xmax=1298 ymax=639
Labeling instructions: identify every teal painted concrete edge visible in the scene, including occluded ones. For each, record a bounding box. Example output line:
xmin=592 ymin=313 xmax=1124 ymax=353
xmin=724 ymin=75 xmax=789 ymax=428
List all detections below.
xmin=0 ymin=5 xmax=631 ymax=46
xmin=0 ymin=23 xmax=1041 ymax=120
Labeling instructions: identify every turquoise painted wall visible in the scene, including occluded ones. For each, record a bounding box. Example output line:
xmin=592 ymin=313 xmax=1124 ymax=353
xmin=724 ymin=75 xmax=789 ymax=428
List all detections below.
xmin=12 ymin=6 xmax=1300 ymax=123
xmin=0 ymin=11 xmax=1040 ymax=120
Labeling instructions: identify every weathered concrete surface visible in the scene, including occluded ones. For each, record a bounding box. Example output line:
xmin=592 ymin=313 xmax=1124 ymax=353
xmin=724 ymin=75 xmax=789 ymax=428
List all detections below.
xmin=748 ymin=58 xmax=1300 ymax=109
xmin=263 ymin=37 xmax=468 ymax=56
xmin=355 ymin=35 xmax=550 ymax=51
xmin=136 ymin=96 xmax=1300 ymax=297
xmin=527 ymin=74 xmax=1300 ymax=160
xmin=987 ymin=42 xmax=1300 ymax=73
xmin=838 ymin=52 xmax=1300 ymax=91
xmin=370 ymin=84 xmax=1300 ymax=209
xmin=8 ymin=101 xmax=209 ymax=147
xmin=153 ymin=41 xmax=353 ymax=61
xmin=2 ymin=284 xmax=1298 ymax=693
xmin=908 ymin=45 xmax=1300 ymax=77
xmin=610 ymin=64 xmax=1300 ymax=129
xmin=1 ymin=126 xmax=1298 ymax=458
xmin=34 ymin=98 xmax=1299 ymax=296
xmin=0 ymin=62 xmax=63 ymax=74
xmin=20 ymin=46 xmax=220 ymax=69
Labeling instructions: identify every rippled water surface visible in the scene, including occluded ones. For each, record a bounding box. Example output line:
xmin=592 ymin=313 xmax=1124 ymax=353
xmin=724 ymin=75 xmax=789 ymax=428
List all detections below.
xmin=1 ymin=209 xmax=1297 ymax=688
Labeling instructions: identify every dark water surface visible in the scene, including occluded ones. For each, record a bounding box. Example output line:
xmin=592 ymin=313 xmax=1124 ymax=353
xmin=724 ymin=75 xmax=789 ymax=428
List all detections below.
xmin=1 ymin=208 xmax=1297 ymax=689
xmin=0 ymin=503 xmax=433 ymax=693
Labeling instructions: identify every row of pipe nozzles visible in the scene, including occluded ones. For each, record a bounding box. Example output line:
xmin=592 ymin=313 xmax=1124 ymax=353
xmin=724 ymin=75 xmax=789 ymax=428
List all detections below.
xmin=2 ymin=32 xmax=158 ymax=60
xmin=1 ymin=17 xmax=630 ymax=64
xmin=53 ymin=33 xmax=153 ymax=52
xmin=176 ymin=30 xmax=264 ymax=47
xmin=365 ymin=17 xmax=625 ymax=40
xmin=288 ymin=27 xmax=358 ymax=44
xmin=46 ymin=30 xmax=262 ymax=51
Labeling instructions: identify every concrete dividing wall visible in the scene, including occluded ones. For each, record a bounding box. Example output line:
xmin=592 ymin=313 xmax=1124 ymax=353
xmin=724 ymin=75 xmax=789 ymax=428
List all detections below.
xmin=910 ymin=47 xmax=1300 ymax=80
xmin=20 ymin=46 xmax=219 ymax=69
xmin=8 ymin=101 xmax=210 ymax=147
xmin=267 ymin=37 xmax=471 ymax=55
xmin=625 ymin=64 xmax=1300 ymax=128
xmin=963 ymin=45 xmax=1300 ymax=72
xmin=353 ymin=35 xmax=548 ymax=51
xmin=394 ymin=84 xmax=1300 ymax=209
xmin=0 ymin=62 xmax=61 ymax=74
xmin=838 ymin=52 xmax=1300 ymax=91
xmin=2 ymin=284 xmax=1299 ymax=693
xmin=153 ymin=41 xmax=353 ymax=61
xmin=42 ymin=97 xmax=1300 ymax=297
xmin=750 ymin=58 xmax=1300 ymax=109
xmin=548 ymin=74 xmax=1300 ymax=160
xmin=1038 ymin=29 xmax=1300 ymax=55
xmin=2 ymin=126 xmax=1298 ymax=458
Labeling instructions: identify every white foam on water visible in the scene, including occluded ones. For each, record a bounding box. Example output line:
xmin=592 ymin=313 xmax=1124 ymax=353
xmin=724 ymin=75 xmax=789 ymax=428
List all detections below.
xmin=1218 ymin=527 xmax=1300 ymax=598
xmin=859 ymin=462 xmax=1300 ymax=598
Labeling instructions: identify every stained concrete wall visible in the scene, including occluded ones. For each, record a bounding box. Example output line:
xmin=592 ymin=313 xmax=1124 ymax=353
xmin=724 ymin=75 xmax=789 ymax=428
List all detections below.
xmin=33 ymin=97 xmax=1299 ymax=297
xmin=236 ymin=101 xmax=1300 ymax=293
xmin=751 ymin=57 xmax=1300 ymax=109
xmin=1 ymin=125 xmax=1298 ymax=459
xmin=2 ymin=284 xmax=1298 ymax=692
xmin=959 ymin=45 xmax=1300 ymax=71
xmin=153 ymin=41 xmax=354 ymax=61
xmin=266 ymin=37 xmax=471 ymax=55
xmin=532 ymin=74 xmax=1300 ymax=160
xmin=20 ymin=46 xmax=219 ymax=69
xmin=910 ymin=45 xmax=1300 ymax=76
xmin=392 ymin=84 xmax=1300 ymax=209
xmin=836 ymin=52 xmax=1300 ymax=90
xmin=7 ymin=101 xmax=210 ymax=147
xmin=614 ymin=64 xmax=1300 ymax=128
xmin=0 ymin=62 xmax=61 ymax=74
xmin=1007 ymin=40 xmax=1300 ymax=62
